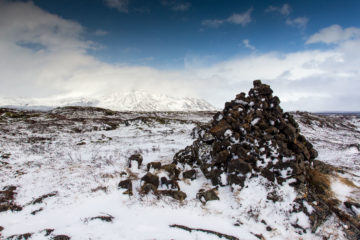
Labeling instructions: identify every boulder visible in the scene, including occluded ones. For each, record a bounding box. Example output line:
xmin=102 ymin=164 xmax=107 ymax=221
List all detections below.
xmin=128 ymin=154 xmax=143 ymax=169
xmin=118 ymin=179 xmax=133 ymax=195
xmin=147 ymin=162 xmax=162 ymax=171
xmin=159 ymin=190 xmax=187 ymax=201
xmin=141 ymin=173 xmax=159 ymax=189
xmin=182 ymin=169 xmax=196 ymax=180
xmin=196 ymin=188 xmax=220 ymax=204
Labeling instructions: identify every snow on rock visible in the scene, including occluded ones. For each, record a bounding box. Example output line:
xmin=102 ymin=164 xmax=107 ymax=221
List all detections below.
xmin=174 ymin=80 xmax=317 ymax=189
xmin=171 ymin=80 xmax=345 ymax=238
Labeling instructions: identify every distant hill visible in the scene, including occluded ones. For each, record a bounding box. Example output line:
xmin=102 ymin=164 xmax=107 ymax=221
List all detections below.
xmin=0 ymin=91 xmax=217 ymax=112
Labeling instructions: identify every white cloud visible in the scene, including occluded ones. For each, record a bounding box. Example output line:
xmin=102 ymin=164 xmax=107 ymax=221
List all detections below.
xmin=183 ymin=45 xmax=360 ymax=111
xmin=0 ymin=1 xmax=359 ymax=112
xmin=201 ymin=19 xmax=224 ymax=28
xmin=0 ymin=1 xmax=89 ymax=51
xmin=266 ymin=4 xmax=308 ymax=31
xmin=161 ymin=0 xmax=191 ymax=12
xmin=104 ymin=0 xmax=129 ymax=13
xmin=227 ymin=8 xmax=253 ymax=26
xmin=286 ymin=17 xmax=309 ymax=29
xmin=202 ymin=8 xmax=253 ymax=28
xmin=172 ymin=3 xmax=190 ymax=11
xmin=242 ymin=39 xmax=256 ymax=50
xmin=0 ymin=0 xmax=196 ymax=98
xmin=266 ymin=4 xmax=292 ymax=16
xmin=94 ymin=29 xmax=108 ymax=36
xmin=306 ymin=24 xmax=360 ymax=44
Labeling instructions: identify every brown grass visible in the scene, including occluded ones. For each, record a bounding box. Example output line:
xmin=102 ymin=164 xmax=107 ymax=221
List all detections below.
xmin=91 ymin=186 xmax=108 ymax=193
xmin=337 ymin=175 xmax=359 ymax=189
xmin=307 ymin=169 xmax=333 ymax=198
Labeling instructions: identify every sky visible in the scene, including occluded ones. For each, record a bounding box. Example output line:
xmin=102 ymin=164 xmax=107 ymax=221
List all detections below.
xmin=0 ymin=0 xmax=360 ymax=111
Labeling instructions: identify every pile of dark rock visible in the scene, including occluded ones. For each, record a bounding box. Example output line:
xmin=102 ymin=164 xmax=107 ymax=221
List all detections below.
xmin=117 ymin=80 xmax=359 ymax=238
xmin=174 ymin=80 xmax=317 ymax=190
xmin=118 ymin=81 xmax=320 ymax=204
xmin=119 ymin=80 xmax=319 ymax=202
xmin=170 ymin=80 xmax=360 ymax=238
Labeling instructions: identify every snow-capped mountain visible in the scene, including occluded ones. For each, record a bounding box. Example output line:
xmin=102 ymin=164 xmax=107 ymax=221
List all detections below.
xmin=0 ymin=91 xmax=217 ymax=111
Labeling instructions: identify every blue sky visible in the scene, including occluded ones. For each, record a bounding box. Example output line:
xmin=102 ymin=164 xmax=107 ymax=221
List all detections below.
xmin=29 ymin=0 xmax=360 ymax=68
xmin=1 ymin=0 xmax=360 ymax=111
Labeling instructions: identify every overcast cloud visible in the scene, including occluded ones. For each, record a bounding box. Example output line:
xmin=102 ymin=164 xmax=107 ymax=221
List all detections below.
xmin=0 ymin=1 xmax=359 ymax=111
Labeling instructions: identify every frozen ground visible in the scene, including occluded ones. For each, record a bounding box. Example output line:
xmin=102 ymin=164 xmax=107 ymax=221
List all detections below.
xmin=0 ymin=107 xmax=359 ymax=239
xmin=294 ymin=112 xmax=360 ymax=187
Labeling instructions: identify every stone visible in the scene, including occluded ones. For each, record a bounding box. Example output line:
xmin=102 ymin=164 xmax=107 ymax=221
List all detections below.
xmin=160 ymin=177 xmax=180 ymax=190
xmin=118 ymin=179 xmax=133 ymax=195
xmin=261 ymin=168 xmax=275 ymax=182
xmin=141 ymin=183 xmax=157 ymax=194
xmin=253 ymin=79 xmax=262 ymax=87
xmin=182 ymin=169 xmax=196 ymax=180
xmin=172 ymin=190 xmax=187 ymax=201
xmin=141 ymin=173 xmax=159 ymax=189
xmin=215 ymin=150 xmax=229 ymax=164
xmin=196 ymin=188 xmax=220 ymax=204
xmin=209 ymin=120 xmax=232 ymax=139
xmin=161 ymin=163 xmax=180 ymax=179
xmin=227 ymin=174 xmax=246 ymax=187
xmin=173 ymin=146 xmax=194 ymax=165
xmin=171 ymin=79 xmax=319 ymax=228
xmin=128 ymin=153 xmax=143 ymax=169
xmin=209 ymin=168 xmax=222 ymax=186
xmin=147 ymin=162 xmax=162 ymax=171
xmin=159 ymin=190 xmax=187 ymax=201
xmin=53 ymin=235 xmax=71 ymax=240
xmin=227 ymin=159 xmax=252 ymax=174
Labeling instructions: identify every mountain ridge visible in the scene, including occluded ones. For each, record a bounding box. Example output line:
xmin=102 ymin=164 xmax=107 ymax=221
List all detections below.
xmin=0 ymin=91 xmax=217 ymax=112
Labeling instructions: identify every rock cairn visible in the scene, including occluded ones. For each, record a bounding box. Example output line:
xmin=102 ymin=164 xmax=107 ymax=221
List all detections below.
xmin=173 ymin=80 xmax=318 ymax=189
xmin=117 ymin=81 xmax=360 ymax=238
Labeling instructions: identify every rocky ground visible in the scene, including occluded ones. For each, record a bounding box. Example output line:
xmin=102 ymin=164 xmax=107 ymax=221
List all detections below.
xmin=0 ymin=89 xmax=359 ymax=239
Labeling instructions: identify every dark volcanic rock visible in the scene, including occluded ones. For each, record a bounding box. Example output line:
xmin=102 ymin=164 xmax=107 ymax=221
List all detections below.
xmin=53 ymin=235 xmax=71 ymax=240
xmin=128 ymin=153 xmax=143 ymax=169
xmin=160 ymin=177 xmax=180 ymax=190
xmin=118 ymin=179 xmax=133 ymax=195
xmin=141 ymin=172 xmax=160 ymax=189
xmin=159 ymin=190 xmax=187 ymax=201
xmin=173 ymin=80 xmax=317 ymax=189
xmin=147 ymin=162 xmax=162 ymax=171
xmin=169 ymin=80 xmax=354 ymax=234
xmin=196 ymin=188 xmax=220 ymax=204
xmin=182 ymin=169 xmax=196 ymax=180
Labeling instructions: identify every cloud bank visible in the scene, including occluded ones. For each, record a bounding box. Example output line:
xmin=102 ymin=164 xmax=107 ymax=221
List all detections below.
xmin=306 ymin=25 xmax=360 ymax=44
xmin=0 ymin=1 xmax=359 ymax=111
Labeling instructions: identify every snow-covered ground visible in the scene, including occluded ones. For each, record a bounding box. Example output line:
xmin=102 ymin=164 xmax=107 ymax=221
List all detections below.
xmin=0 ymin=108 xmax=359 ymax=239
xmin=294 ymin=112 xmax=360 ymax=187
